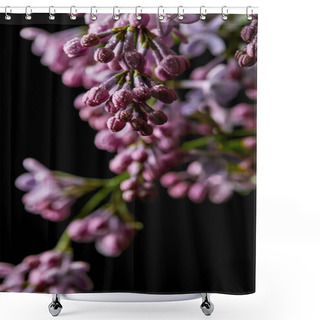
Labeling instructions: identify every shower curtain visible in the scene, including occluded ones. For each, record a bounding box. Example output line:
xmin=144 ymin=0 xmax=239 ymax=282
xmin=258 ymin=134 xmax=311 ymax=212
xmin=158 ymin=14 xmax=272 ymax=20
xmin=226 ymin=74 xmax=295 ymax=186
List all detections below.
xmin=0 ymin=12 xmax=257 ymax=295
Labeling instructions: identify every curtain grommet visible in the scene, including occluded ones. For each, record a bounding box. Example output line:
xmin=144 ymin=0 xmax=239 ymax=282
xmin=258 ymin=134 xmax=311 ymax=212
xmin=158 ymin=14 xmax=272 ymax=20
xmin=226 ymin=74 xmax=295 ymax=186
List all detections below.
xmin=49 ymin=6 xmax=55 ymax=20
xmin=90 ymin=6 xmax=97 ymax=21
xmin=70 ymin=6 xmax=77 ymax=20
xmin=113 ymin=6 xmax=120 ymax=21
xmin=5 ymin=6 xmax=11 ymax=20
xmin=200 ymin=6 xmax=207 ymax=20
xmin=157 ymin=6 xmax=164 ymax=21
xmin=25 ymin=6 xmax=32 ymax=20
xmin=221 ymin=6 xmax=228 ymax=21
xmin=246 ymin=6 xmax=253 ymax=21
xmin=135 ymin=6 xmax=142 ymax=20
xmin=177 ymin=6 xmax=184 ymax=20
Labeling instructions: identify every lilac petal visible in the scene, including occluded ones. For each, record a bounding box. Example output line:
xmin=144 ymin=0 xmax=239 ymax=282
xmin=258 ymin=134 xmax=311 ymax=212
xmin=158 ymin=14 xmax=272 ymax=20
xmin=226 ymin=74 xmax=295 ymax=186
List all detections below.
xmin=180 ymin=21 xmax=205 ymax=34
xmin=15 ymin=173 xmax=36 ymax=191
xmin=70 ymin=262 xmax=90 ymax=272
xmin=206 ymin=34 xmax=226 ymax=56
xmin=0 ymin=263 xmax=15 ymax=277
xmin=208 ymin=16 xmax=224 ymax=31
xmin=180 ymin=38 xmax=206 ymax=57
xmin=212 ymin=81 xmax=241 ymax=106
xmin=68 ymin=272 xmax=93 ymax=291
xmin=22 ymin=158 xmax=49 ymax=174
xmin=208 ymin=184 xmax=233 ymax=203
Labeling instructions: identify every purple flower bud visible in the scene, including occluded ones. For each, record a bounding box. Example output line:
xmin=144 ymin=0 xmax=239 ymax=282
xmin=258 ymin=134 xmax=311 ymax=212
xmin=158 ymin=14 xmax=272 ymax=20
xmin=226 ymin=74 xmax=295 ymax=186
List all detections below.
xmin=105 ymin=100 xmax=118 ymax=113
xmin=188 ymin=183 xmax=208 ymax=203
xmin=112 ymin=89 xmax=133 ymax=108
xmin=122 ymin=190 xmax=136 ymax=202
xmin=148 ymin=110 xmax=168 ymax=125
xmin=95 ymin=227 xmax=135 ymax=257
xmin=109 ymin=153 xmax=133 ymax=174
xmin=242 ymin=136 xmax=256 ymax=150
xmin=115 ymin=108 xmax=133 ymax=122
xmin=87 ymin=215 xmax=111 ymax=236
xmin=80 ymin=33 xmax=100 ymax=47
xmin=241 ymin=25 xmax=257 ymax=42
xmin=119 ymin=51 xmax=145 ymax=71
xmin=107 ymin=116 xmax=126 ymax=132
xmin=120 ymin=177 xmax=139 ymax=191
xmin=128 ymin=14 xmax=150 ymax=28
xmin=154 ymin=66 xmax=174 ymax=81
xmin=160 ymin=172 xmax=181 ymax=187
xmin=235 ymin=49 xmax=256 ymax=67
xmin=62 ymin=68 xmax=83 ymax=87
xmin=108 ymin=58 xmax=122 ymax=71
xmin=132 ymin=86 xmax=151 ymax=102
xmin=63 ymin=37 xmax=89 ymax=58
xmin=131 ymin=148 xmax=148 ymax=162
xmin=151 ymin=85 xmax=177 ymax=104
xmin=22 ymin=255 xmax=40 ymax=269
xmin=160 ymin=55 xmax=189 ymax=76
xmin=82 ymin=86 xmax=110 ymax=106
xmin=139 ymin=123 xmax=153 ymax=136
xmin=137 ymin=183 xmax=157 ymax=201
xmin=246 ymin=39 xmax=257 ymax=58
xmin=67 ymin=219 xmax=94 ymax=242
xmin=94 ymin=47 xmax=115 ymax=63
xmin=168 ymin=181 xmax=191 ymax=198
xmin=39 ymin=251 xmax=62 ymax=268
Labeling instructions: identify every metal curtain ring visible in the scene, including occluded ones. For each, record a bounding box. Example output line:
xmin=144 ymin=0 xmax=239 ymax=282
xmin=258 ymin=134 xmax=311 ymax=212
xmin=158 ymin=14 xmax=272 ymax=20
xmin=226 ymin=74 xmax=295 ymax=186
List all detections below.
xmin=200 ymin=5 xmax=207 ymax=20
xmin=113 ymin=6 xmax=120 ymax=21
xmin=49 ymin=6 xmax=55 ymax=20
xmin=70 ymin=6 xmax=77 ymax=20
xmin=25 ymin=6 xmax=32 ymax=20
xmin=246 ymin=6 xmax=253 ymax=21
xmin=90 ymin=6 xmax=97 ymax=21
xmin=135 ymin=6 xmax=142 ymax=20
xmin=158 ymin=6 xmax=164 ymax=21
xmin=177 ymin=6 xmax=184 ymax=20
xmin=5 ymin=6 xmax=11 ymax=20
xmin=221 ymin=6 xmax=228 ymax=21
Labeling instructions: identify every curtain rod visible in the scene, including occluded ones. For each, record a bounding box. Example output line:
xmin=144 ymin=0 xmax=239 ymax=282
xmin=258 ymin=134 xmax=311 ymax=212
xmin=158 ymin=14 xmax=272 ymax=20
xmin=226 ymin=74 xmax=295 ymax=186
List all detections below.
xmin=0 ymin=6 xmax=259 ymax=15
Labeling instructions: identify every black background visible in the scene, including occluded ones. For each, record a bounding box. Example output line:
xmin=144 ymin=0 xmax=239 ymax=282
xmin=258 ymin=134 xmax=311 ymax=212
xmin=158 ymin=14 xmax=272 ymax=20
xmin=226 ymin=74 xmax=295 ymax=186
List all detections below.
xmin=0 ymin=14 xmax=255 ymax=294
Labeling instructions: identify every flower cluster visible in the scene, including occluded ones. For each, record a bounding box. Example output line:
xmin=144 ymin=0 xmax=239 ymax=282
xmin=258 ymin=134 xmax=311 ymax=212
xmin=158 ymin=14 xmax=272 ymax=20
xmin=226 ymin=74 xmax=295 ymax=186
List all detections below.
xmin=235 ymin=15 xmax=258 ymax=67
xmin=67 ymin=208 xmax=135 ymax=257
xmin=0 ymin=251 xmax=92 ymax=293
xmin=15 ymin=158 xmax=85 ymax=221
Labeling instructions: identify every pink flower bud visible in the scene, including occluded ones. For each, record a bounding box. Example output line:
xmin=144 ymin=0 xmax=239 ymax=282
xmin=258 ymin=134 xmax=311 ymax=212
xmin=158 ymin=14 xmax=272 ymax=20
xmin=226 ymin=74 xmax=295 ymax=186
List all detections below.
xmin=120 ymin=177 xmax=139 ymax=191
xmin=67 ymin=219 xmax=94 ymax=242
xmin=39 ymin=251 xmax=62 ymax=268
xmin=62 ymin=68 xmax=83 ymax=87
xmin=131 ymin=148 xmax=148 ymax=162
xmin=132 ymin=86 xmax=151 ymax=102
xmin=188 ymin=183 xmax=208 ymax=203
xmin=87 ymin=215 xmax=111 ymax=236
xmin=154 ymin=66 xmax=174 ymax=81
xmin=235 ymin=49 xmax=256 ymax=67
xmin=148 ymin=110 xmax=168 ymax=125
xmin=122 ymin=190 xmax=137 ymax=202
xmin=82 ymin=86 xmax=109 ymax=106
xmin=109 ymin=153 xmax=133 ymax=174
xmin=168 ymin=181 xmax=190 ymax=198
xmin=81 ymin=33 xmax=100 ymax=47
xmin=115 ymin=108 xmax=133 ymax=122
xmin=160 ymin=172 xmax=181 ymax=187
xmin=108 ymin=58 xmax=122 ymax=71
xmin=151 ymin=85 xmax=177 ymax=104
xmin=105 ymin=100 xmax=118 ymax=113
xmin=160 ymin=55 xmax=188 ymax=76
xmin=94 ymin=47 xmax=115 ymax=63
xmin=119 ymin=51 xmax=145 ymax=71
xmin=246 ymin=40 xmax=257 ymax=58
xmin=63 ymin=37 xmax=89 ymax=58
xmin=241 ymin=25 xmax=257 ymax=42
xmin=139 ymin=123 xmax=153 ymax=136
xmin=112 ymin=89 xmax=133 ymax=108
xmin=107 ymin=116 xmax=126 ymax=132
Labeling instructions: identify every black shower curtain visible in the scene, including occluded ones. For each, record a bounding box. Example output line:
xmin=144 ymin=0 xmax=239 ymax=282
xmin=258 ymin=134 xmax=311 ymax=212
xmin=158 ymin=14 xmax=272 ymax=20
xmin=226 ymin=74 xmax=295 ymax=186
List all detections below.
xmin=0 ymin=13 xmax=256 ymax=294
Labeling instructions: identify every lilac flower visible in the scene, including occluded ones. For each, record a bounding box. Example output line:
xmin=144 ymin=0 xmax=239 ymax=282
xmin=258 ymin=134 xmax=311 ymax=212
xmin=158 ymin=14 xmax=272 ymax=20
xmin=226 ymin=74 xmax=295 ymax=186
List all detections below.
xmin=15 ymin=158 xmax=84 ymax=221
xmin=179 ymin=16 xmax=226 ymax=57
xmin=0 ymin=251 xmax=93 ymax=293
xmin=67 ymin=208 xmax=136 ymax=257
xmin=161 ymin=155 xmax=255 ymax=204
xmin=235 ymin=15 xmax=258 ymax=67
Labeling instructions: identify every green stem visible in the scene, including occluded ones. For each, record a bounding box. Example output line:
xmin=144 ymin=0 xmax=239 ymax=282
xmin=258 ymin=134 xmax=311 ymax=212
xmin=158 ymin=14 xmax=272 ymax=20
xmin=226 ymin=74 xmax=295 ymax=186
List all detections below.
xmin=182 ymin=136 xmax=214 ymax=151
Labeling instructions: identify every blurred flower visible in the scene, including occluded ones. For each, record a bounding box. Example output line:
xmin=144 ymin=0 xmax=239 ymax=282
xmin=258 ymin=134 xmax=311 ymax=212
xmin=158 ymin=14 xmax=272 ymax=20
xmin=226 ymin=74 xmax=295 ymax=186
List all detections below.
xmin=15 ymin=158 xmax=84 ymax=221
xmin=0 ymin=251 xmax=92 ymax=293
xmin=180 ymin=16 xmax=226 ymax=57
